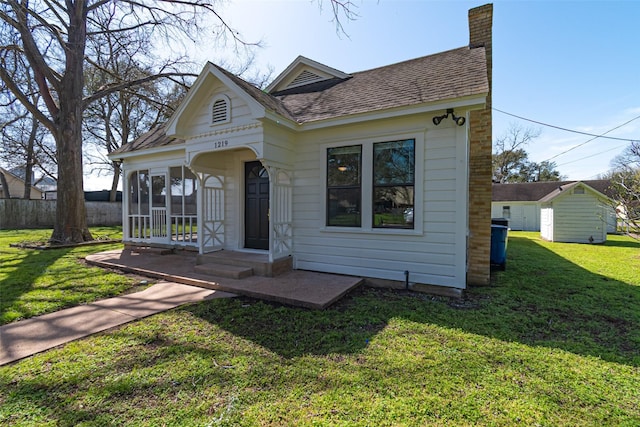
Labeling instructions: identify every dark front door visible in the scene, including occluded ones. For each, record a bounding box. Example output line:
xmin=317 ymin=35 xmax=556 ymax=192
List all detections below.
xmin=245 ymin=161 xmax=269 ymax=250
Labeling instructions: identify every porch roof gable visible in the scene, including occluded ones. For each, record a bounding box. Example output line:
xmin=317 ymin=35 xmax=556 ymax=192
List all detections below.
xmin=164 ymin=62 xmax=295 ymax=138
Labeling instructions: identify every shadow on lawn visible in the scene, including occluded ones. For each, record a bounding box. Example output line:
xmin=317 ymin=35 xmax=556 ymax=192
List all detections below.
xmin=190 ymin=235 xmax=640 ymax=367
xmin=0 ymin=247 xmax=73 ymax=325
xmin=1 ymin=236 xmax=638 ymax=426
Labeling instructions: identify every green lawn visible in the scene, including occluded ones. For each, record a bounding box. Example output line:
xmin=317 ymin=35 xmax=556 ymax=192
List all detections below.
xmin=0 ymin=227 xmax=142 ymax=325
xmin=1 ymin=231 xmax=639 ymax=426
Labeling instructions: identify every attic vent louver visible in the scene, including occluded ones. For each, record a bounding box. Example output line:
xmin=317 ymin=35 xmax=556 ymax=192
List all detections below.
xmin=211 ymin=97 xmax=229 ymax=124
xmin=288 ymin=70 xmax=323 ymax=88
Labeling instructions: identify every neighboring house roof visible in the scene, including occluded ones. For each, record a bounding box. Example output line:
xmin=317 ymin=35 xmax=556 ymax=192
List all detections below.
xmin=5 ymin=167 xmax=56 ymax=191
xmin=0 ymin=167 xmax=45 ymax=198
xmin=492 ymin=180 xmax=614 ymax=202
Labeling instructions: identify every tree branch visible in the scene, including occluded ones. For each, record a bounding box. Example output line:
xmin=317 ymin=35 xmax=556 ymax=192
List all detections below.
xmin=82 ymin=71 xmax=197 ymax=109
xmin=0 ymin=65 xmax=56 ymax=132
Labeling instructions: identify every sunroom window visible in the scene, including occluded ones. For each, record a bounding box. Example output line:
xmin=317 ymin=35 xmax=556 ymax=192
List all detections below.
xmin=169 ymin=166 xmax=198 ymax=244
xmin=128 ymin=170 xmax=150 ymax=239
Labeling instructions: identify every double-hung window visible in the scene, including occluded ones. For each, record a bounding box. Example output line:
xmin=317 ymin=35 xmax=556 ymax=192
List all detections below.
xmin=327 ymin=145 xmax=362 ymax=227
xmin=373 ymin=139 xmax=415 ymax=229
xmin=326 ymin=138 xmax=416 ymax=230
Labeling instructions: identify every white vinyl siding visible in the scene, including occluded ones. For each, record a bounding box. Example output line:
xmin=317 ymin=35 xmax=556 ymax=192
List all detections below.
xmin=292 ymin=119 xmax=467 ymax=289
xmin=539 ymin=186 xmax=614 ymax=243
xmin=491 ymin=202 xmax=539 ymax=231
xmin=550 ymin=191 xmax=608 ymax=243
xmin=176 ymin=82 xmax=254 ymax=138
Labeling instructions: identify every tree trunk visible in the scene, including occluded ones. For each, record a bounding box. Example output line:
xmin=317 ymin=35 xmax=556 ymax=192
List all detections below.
xmin=50 ymin=2 xmax=93 ymax=244
xmin=23 ymin=116 xmax=38 ymax=199
xmin=0 ymin=171 xmax=10 ymax=198
xmin=109 ymin=161 xmax=121 ymax=202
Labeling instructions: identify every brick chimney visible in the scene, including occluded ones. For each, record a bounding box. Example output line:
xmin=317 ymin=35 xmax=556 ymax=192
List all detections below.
xmin=467 ymin=4 xmax=493 ymax=286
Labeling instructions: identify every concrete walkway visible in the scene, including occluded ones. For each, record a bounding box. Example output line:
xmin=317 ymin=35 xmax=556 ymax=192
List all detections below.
xmin=0 ymin=282 xmax=234 ymax=366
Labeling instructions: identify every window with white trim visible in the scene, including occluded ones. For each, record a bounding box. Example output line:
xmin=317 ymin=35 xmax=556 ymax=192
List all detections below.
xmin=326 ymin=138 xmax=416 ymax=230
xmin=211 ymin=95 xmax=230 ymax=125
xmin=327 ymin=145 xmax=362 ymax=227
xmin=373 ymin=139 xmax=415 ymax=229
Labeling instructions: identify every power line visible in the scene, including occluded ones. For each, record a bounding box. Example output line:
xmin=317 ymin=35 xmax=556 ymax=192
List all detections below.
xmin=544 ymin=114 xmax=640 ymax=162
xmin=493 ymin=108 xmax=640 ymax=143
xmin=556 ymin=143 xmax=627 ymax=167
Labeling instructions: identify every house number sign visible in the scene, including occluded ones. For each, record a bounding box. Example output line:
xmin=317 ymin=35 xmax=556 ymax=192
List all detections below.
xmin=213 ymin=140 xmax=229 ymax=149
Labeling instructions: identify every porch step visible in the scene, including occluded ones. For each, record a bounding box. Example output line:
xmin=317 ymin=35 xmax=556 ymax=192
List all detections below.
xmin=127 ymin=245 xmax=174 ymax=256
xmin=196 ymin=250 xmax=292 ymax=277
xmin=193 ymin=263 xmax=254 ymax=280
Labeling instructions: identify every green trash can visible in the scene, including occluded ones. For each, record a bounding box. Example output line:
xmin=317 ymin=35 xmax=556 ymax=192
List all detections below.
xmin=490 ymin=224 xmax=508 ymax=270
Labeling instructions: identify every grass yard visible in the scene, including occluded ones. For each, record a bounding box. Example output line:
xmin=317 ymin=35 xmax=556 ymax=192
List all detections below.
xmin=0 ymin=227 xmax=144 ymax=325
xmin=1 ymin=231 xmax=639 ymax=426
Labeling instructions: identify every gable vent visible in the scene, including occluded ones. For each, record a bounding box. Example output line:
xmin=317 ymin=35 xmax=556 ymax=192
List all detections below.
xmin=288 ymin=70 xmax=323 ymax=88
xmin=212 ymin=98 xmax=229 ymax=124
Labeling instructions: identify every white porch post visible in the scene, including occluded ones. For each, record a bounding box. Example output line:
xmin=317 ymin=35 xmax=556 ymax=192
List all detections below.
xmin=121 ymin=167 xmax=129 ymax=242
xmin=199 ymin=173 xmax=225 ymax=253
xmin=266 ymin=165 xmax=293 ymax=263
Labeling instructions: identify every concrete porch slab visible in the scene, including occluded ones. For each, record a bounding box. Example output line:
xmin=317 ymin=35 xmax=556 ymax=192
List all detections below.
xmin=86 ymin=249 xmax=363 ymax=310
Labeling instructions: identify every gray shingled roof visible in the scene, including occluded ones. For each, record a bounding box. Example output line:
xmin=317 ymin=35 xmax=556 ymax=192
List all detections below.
xmin=274 ymin=47 xmax=488 ymax=123
xmin=117 ymin=46 xmax=488 ymax=155
xmin=111 ymin=124 xmax=183 ymax=156
xmin=212 ymin=64 xmax=298 ymax=122
xmin=492 ymin=180 xmax=614 ymax=202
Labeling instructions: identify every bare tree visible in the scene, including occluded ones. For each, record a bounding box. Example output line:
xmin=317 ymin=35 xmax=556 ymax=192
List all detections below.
xmin=82 ymin=7 xmax=190 ymax=201
xmin=0 ymin=0 xmax=257 ymax=243
xmin=606 ymin=142 xmax=640 ymax=237
xmin=0 ymin=0 xmax=351 ymax=243
xmin=492 ymin=123 xmax=562 ymax=183
xmin=0 ymin=23 xmax=55 ymax=199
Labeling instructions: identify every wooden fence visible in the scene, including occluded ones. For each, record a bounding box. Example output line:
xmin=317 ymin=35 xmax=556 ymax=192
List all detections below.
xmin=0 ymin=199 xmax=122 ymax=229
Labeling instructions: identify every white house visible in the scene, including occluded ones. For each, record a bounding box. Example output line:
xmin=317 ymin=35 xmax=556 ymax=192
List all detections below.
xmin=0 ymin=167 xmax=44 ymax=199
xmin=539 ymin=181 xmax=616 ymax=243
xmin=492 ymin=180 xmax=617 ymax=239
xmin=110 ymin=5 xmax=494 ymax=294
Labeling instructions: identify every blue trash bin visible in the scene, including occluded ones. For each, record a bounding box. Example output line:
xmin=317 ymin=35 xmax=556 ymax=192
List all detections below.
xmin=490 ymin=224 xmax=508 ymax=270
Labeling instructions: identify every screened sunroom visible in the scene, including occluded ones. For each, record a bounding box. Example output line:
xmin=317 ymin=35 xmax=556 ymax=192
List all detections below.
xmin=126 ymin=165 xmax=198 ymax=248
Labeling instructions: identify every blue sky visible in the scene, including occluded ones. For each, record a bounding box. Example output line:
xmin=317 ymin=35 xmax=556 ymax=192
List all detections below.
xmin=79 ymin=1 xmax=640 ymax=189
xmin=201 ymin=0 xmax=640 ymax=181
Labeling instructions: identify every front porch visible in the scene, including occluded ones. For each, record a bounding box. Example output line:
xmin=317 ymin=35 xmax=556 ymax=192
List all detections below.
xmin=86 ymin=248 xmax=363 ymax=310
xmin=123 ymin=147 xmax=293 ymax=263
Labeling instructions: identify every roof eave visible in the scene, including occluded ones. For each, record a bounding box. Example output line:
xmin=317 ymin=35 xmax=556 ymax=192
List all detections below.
xmin=262 ymin=111 xmax=300 ymax=130
xmin=108 ymin=142 xmax=186 ymax=161
xmin=539 ymin=181 xmax=614 ymax=203
xmin=297 ymin=93 xmax=488 ymax=131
